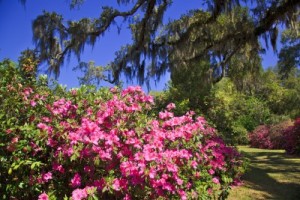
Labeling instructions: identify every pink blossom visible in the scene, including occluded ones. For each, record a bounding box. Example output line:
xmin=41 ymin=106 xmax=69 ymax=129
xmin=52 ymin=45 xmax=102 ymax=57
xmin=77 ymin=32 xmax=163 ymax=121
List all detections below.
xmin=5 ymin=129 xmax=12 ymax=134
xmin=166 ymin=103 xmax=176 ymax=110
xmin=38 ymin=192 xmax=49 ymax=200
xmin=70 ymin=89 xmax=77 ymax=96
xmin=30 ymin=100 xmax=36 ymax=107
xmin=23 ymin=87 xmax=33 ymax=96
xmin=37 ymin=123 xmax=51 ymax=132
xmin=69 ymin=131 xmax=80 ymax=144
xmin=11 ymin=137 xmax=18 ymax=143
xmin=112 ymin=178 xmax=127 ymax=191
xmin=42 ymin=172 xmax=52 ymax=182
xmin=42 ymin=117 xmax=51 ymax=122
xmin=93 ymin=178 xmax=105 ymax=190
xmin=63 ymin=147 xmax=74 ymax=157
xmin=72 ymin=188 xmax=87 ymax=200
xmin=47 ymin=138 xmax=57 ymax=147
xmin=71 ymin=173 xmax=81 ymax=188
xmin=112 ymin=178 xmax=121 ymax=191
xmin=143 ymin=95 xmax=154 ymax=104
xmin=123 ymin=194 xmax=132 ymax=200
xmin=207 ymin=188 xmax=213 ymax=194
xmin=191 ymin=160 xmax=198 ymax=169
xmin=175 ymin=177 xmax=183 ymax=185
xmin=208 ymin=169 xmax=215 ymax=175
xmin=178 ymin=189 xmax=187 ymax=200
xmin=159 ymin=110 xmax=174 ymax=120
xmin=52 ymin=163 xmax=65 ymax=173
xmin=148 ymin=167 xmax=157 ymax=179
xmin=186 ymin=182 xmax=192 ymax=189
xmin=212 ymin=177 xmax=220 ymax=184
xmin=166 ymin=162 xmax=178 ymax=173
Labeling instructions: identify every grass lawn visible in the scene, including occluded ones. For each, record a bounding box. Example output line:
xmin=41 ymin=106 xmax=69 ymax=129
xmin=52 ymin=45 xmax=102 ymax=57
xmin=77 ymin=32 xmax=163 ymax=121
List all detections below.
xmin=228 ymin=146 xmax=300 ymax=200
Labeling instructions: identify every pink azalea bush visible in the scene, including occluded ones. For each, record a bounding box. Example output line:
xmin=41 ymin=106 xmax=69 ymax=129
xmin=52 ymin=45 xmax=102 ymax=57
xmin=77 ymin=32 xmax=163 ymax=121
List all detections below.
xmin=269 ymin=120 xmax=294 ymax=149
xmin=249 ymin=125 xmax=273 ymax=149
xmin=283 ymin=118 xmax=300 ymax=155
xmin=31 ymin=86 xmax=244 ymax=199
xmin=0 ymin=62 xmax=245 ymax=199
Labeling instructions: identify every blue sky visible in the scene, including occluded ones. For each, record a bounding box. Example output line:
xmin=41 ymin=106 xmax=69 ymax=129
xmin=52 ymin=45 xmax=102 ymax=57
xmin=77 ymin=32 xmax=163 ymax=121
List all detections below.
xmin=0 ymin=0 xmax=279 ymax=91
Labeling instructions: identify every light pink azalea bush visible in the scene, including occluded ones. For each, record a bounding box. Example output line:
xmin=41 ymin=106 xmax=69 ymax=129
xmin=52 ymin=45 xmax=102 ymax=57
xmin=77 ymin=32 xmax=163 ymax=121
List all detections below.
xmin=1 ymin=63 xmax=244 ymax=200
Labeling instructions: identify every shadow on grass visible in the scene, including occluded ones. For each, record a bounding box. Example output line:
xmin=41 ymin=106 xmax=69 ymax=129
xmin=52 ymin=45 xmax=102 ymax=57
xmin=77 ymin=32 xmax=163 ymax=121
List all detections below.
xmin=238 ymin=148 xmax=300 ymax=200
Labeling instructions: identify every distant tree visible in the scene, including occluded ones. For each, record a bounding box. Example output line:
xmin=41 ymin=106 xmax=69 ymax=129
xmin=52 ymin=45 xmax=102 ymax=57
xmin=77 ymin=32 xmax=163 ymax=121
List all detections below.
xmin=278 ymin=22 xmax=300 ymax=79
xmin=256 ymin=69 xmax=300 ymax=118
xmin=163 ymin=8 xmax=264 ymax=113
xmin=25 ymin=0 xmax=299 ymax=86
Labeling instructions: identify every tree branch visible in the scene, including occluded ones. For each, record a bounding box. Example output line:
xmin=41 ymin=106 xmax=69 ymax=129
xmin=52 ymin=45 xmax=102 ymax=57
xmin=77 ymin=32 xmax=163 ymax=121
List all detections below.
xmin=254 ymin=0 xmax=300 ymax=36
xmin=89 ymin=0 xmax=147 ymax=36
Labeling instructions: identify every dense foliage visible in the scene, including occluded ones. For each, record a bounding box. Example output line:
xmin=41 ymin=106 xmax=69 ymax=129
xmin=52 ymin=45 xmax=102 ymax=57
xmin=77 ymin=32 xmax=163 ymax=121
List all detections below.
xmin=154 ymin=65 xmax=300 ymax=145
xmin=16 ymin=0 xmax=299 ymax=87
xmin=0 ymin=60 xmax=245 ymax=200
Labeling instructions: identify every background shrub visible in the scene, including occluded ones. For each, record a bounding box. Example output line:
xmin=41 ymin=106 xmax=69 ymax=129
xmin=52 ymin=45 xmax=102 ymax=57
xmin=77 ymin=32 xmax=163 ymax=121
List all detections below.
xmin=283 ymin=118 xmax=300 ymax=155
xmin=249 ymin=125 xmax=272 ymax=149
xmin=269 ymin=119 xmax=294 ymax=149
xmin=249 ymin=119 xmax=298 ymax=153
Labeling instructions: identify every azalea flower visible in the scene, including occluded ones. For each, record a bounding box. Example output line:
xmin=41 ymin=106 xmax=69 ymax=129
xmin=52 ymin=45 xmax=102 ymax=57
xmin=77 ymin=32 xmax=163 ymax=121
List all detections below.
xmin=30 ymin=100 xmax=36 ymax=107
xmin=212 ymin=177 xmax=220 ymax=184
xmin=71 ymin=188 xmax=87 ymax=200
xmin=38 ymin=192 xmax=49 ymax=200
xmin=71 ymin=173 xmax=81 ymax=188
xmin=166 ymin=103 xmax=176 ymax=110
xmin=42 ymin=172 xmax=52 ymax=182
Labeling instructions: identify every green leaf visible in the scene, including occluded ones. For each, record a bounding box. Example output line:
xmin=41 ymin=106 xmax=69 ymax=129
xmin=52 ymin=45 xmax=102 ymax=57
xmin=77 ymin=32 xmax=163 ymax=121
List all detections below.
xmin=13 ymin=164 xmax=20 ymax=170
xmin=18 ymin=182 xmax=25 ymax=188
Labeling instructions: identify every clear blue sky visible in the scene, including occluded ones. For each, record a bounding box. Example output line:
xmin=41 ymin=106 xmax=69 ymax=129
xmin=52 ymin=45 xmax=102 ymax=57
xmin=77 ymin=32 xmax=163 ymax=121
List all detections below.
xmin=0 ymin=0 xmax=279 ymax=91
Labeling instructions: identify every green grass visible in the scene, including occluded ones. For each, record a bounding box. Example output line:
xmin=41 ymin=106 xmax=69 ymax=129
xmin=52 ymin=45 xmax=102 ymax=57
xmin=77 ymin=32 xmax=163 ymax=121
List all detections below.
xmin=228 ymin=146 xmax=300 ymax=200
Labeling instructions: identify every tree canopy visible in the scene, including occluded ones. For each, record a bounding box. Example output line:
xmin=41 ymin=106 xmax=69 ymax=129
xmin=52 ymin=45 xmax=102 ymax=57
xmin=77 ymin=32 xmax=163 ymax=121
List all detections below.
xmin=27 ymin=0 xmax=299 ymax=86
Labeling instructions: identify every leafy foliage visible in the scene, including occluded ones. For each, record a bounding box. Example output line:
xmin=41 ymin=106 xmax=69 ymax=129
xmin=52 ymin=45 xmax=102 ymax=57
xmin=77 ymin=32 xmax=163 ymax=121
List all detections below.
xmin=205 ymin=78 xmax=271 ymax=144
xmin=256 ymin=69 xmax=300 ymax=118
xmin=0 ymin=59 xmax=52 ymax=199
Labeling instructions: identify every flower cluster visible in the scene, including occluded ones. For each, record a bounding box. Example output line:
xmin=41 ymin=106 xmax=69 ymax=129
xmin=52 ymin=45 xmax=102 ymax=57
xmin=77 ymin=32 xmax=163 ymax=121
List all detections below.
xmin=31 ymin=86 xmax=244 ymax=199
xmin=0 ymin=64 xmax=244 ymax=200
